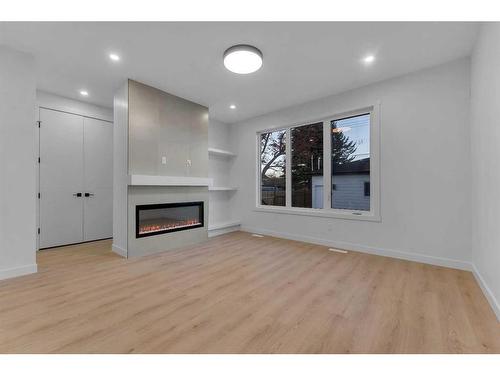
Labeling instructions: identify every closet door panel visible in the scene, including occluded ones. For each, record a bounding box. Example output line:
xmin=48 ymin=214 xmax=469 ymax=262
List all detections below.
xmin=39 ymin=109 xmax=84 ymax=248
xmin=83 ymin=187 xmax=113 ymax=241
xmin=83 ymin=117 xmax=113 ymax=241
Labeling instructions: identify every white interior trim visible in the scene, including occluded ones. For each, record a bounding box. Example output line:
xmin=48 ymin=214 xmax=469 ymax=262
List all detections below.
xmin=208 ymin=220 xmax=241 ymax=231
xmin=112 ymin=244 xmax=127 ymax=258
xmin=254 ymin=206 xmax=380 ymax=222
xmin=208 ymin=225 xmax=241 ymax=238
xmin=0 ymin=264 xmax=37 ymax=281
xmin=240 ymin=225 xmax=472 ymax=271
xmin=472 ymin=264 xmax=500 ymax=322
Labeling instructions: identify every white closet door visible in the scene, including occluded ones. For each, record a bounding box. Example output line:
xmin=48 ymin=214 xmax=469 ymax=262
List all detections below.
xmin=83 ymin=117 xmax=113 ymax=241
xmin=39 ymin=109 xmax=84 ymax=248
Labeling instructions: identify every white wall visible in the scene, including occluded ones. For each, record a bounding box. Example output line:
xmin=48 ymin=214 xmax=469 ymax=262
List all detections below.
xmin=470 ymin=23 xmax=500 ymax=320
xmin=230 ymin=59 xmax=472 ymax=269
xmin=112 ymin=82 xmax=129 ymax=257
xmin=0 ymin=46 xmax=37 ymax=280
xmin=37 ymin=90 xmax=113 ymax=122
xmin=209 ymin=118 xmax=231 ymax=151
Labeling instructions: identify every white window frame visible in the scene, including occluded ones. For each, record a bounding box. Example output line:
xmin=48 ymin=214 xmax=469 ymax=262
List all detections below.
xmin=255 ymin=102 xmax=381 ymax=222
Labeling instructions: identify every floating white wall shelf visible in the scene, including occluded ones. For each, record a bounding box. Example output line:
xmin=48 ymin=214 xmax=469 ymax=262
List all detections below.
xmin=208 ymin=147 xmax=237 ymax=157
xmin=209 ymin=186 xmax=238 ymax=191
xmin=128 ymin=175 xmax=213 ymax=187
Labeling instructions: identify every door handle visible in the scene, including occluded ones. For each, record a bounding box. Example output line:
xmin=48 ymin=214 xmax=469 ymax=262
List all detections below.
xmin=84 ymin=193 xmax=94 ymax=197
xmin=73 ymin=192 xmax=82 ymax=197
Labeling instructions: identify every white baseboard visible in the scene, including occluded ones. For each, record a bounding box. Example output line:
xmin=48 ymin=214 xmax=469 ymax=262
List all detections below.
xmin=472 ymin=264 xmax=500 ymax=322
xmin=112 ymin=243 xmax=127 ymax=258
xmin=208 ymin=224 xmax=241 ymax=238
xmin=240 ymin=225 xmax=472 ymax=271
xmin=0 ymin=263 xmax=37 ymax=281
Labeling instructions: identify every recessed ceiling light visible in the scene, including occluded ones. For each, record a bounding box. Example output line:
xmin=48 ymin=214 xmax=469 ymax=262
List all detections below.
xmin=80 ymin=90 xmax=89 ymax=96
xmin=230 ymin=104 xmax=236 ymax=109
xmin=223 ymin=44 xmax=263 ymax=74
xmin=109 ymin=53 xmax=120 ymax=62
xmin=362 ymin=54 xmax=375 ymax=65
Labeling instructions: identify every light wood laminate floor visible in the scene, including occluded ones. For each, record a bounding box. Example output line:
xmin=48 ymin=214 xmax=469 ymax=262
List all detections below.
xmin=0 ymin=231 xmax=498 ymax=353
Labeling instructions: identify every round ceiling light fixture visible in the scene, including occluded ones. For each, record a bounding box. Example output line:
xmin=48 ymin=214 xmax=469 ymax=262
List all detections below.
xmin=109 ymin=53 xmax=120 ymax=62
xmin=223 ymin=44 xmax=263 ymax=74
xmin=362 ymin=54 xmax=375 ymax=65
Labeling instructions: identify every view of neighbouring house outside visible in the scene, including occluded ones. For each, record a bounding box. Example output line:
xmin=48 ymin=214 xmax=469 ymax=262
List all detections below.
xmin=260 ymin=129 xmax=286 ymax=206
xmin=330 ymin=113 xmax=370 ymax=211
xmin=260 ymin=113 xmax=370 ymax=211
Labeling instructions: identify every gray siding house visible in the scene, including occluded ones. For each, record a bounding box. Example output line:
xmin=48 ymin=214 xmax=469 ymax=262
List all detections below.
xmin=312 ymin=157 xmax=370 ymax=211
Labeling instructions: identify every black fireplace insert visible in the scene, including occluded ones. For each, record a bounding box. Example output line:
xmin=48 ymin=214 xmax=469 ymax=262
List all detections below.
xmin=135 ymin=201 xmax=204 ymax=238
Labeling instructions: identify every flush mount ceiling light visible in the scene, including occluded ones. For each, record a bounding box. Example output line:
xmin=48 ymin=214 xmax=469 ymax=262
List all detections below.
xmin=223 ymin=44 xmax=263 ymax=74
xmin=362 ymin=54 xmax=375 ymax=65
xmin=109 ymin=53 xmax=120 ymax=62
xmin=80 ymin=90 xmax=89 ymax=96
xmin=229 ymin=104 xmax=236 ymax=109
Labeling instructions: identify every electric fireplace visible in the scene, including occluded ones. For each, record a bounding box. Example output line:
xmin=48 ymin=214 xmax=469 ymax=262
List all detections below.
xmin=135 ymin=201 xmax=204 ymax=238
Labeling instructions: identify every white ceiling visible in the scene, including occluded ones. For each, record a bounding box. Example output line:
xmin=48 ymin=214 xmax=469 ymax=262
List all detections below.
xmin=0 ymin=22 xmax=479 ymax=123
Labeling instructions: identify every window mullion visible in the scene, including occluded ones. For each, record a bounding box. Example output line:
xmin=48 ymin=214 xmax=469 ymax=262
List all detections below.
xmin=323 ymin=120 xmax=331 ymax=210
xmin=285 ymin=127 xmax=292 ymax=208
xmin=256 ymin=132 xmax=261 ymax=207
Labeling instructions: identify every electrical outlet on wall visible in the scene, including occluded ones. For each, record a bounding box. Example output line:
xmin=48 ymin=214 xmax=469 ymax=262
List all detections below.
xmin=161 ymin=156 xmax=167 ymax=165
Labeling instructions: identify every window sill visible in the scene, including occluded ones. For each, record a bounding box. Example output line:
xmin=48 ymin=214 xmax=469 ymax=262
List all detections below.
xmin=254 ymin=205 xmax=381 ymax=222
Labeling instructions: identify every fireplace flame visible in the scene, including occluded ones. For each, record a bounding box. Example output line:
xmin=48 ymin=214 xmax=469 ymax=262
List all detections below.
xmin=139 ymin=218 xmax=201 ymax=234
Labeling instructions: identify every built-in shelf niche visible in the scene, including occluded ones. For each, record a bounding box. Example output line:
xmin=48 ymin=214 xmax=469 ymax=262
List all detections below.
xmin=208 ymin=123 xmax=239 ymax=236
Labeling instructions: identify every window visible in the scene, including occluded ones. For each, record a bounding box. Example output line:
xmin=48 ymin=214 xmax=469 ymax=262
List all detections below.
xmin=331 ymin=113 xmax=370 ymax=211
xmin=260 ymin=130 xmax=286 ymax=206
xmin=257 ymin=104 xmax=379 ymax=220
xmin=291 ymin=122 xmax=323 ymax=208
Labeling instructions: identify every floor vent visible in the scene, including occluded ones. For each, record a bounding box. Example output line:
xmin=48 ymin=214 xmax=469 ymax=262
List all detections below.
xmin=252 ymin=234 xmax=264 ymax=238
xmin=329 ymin=248 xmax=348 ymax=254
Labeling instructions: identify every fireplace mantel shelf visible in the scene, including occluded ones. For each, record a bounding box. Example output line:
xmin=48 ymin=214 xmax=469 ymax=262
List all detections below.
xmin=128 ymin=174 xmax=213 ymax=187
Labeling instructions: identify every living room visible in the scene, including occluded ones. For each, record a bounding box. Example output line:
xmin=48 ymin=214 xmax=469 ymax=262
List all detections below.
xmin=0 ymin=1 xmax=499 ymax=372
